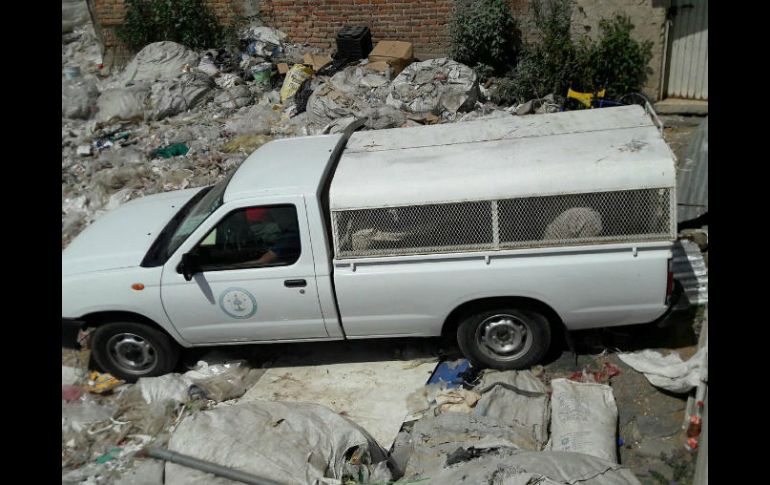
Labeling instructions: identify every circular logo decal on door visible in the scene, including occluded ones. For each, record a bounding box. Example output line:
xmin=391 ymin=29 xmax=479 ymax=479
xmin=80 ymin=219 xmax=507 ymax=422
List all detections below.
xmin=218 ymin=287 xmax=258 ymax=319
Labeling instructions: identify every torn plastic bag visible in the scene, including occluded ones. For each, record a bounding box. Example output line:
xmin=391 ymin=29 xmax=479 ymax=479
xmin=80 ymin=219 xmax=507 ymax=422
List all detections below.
xmin=62 ymin=78 xmax=99 ymax=119
xmin=617 ymin=347 xmax=706 ymax=394
xmin=95 ymin=84 xmax=150 ymax=124
xmin=242 ymin=26 xmax=287 ymax=57
xmin=308 ymin=83 xmax=359 ymax=126
xmin=62 ymin=398 xmax=118 ymax=433
xmin=214 ymin=85 xmax=253 ymax=109
xmin=330 ymin=65 xmax=391 ymax=97
xmin=138 ymin=374 xmax=193 ymax=405
xmin=387 ymin=58 xmax=479 ymax=116
xmin=146 ymin=72 xmax=215 ymax=121
xmin=214 ymin=73 xmax=244 ymax=89
xmin=165 ymin=401 xmax=388 ymax=485
xmin=224 ymin=102 xmax=281 ymax=135
xmin=182 ymin=361 xmax=264 ymax=402
xmin=472 ymin=370 xmax=550 ymax=450
xmin=403 ymin=412 xmax=534 ymax=479
xmin=360 ymin=105 xmax=406 ymax=130
xmin=549 ymin=378 xmax=618 ymax=463
xmin=410 ymin=449 xmax=641 ymax=485
xmin=122 ymin=42 xmax=200 ymax=84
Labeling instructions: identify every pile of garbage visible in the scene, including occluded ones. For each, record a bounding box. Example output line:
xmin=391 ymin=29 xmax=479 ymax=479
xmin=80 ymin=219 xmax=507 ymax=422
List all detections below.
xmin=62 ymin=15 xmax=565 ymax=248
xmin=390 ymin=365 xmax=641 ymax=484
xmin=61 ymin=360 xmax=262 ymax=484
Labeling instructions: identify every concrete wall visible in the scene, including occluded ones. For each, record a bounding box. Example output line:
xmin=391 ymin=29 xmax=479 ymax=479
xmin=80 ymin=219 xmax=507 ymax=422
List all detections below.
xmin=90 ymin=0 xmax=671 ymax=99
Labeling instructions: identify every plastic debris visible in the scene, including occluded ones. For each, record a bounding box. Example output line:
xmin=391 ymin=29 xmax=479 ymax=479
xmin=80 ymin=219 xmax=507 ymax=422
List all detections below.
xmin=87 ymin=371 xmax=123 ymax=394
xmin=96 ymin=447 xmax=123 ymax=464
xmin=280 ymin=64 xmax=314 ymax=102
xmin=221 ymin=134 xmax=272 ymax=154
xmin=387 ymin=58 xmax=479 ymax=116
xmin=150 ymin=143 xmax=189 ymax=159
xmin=617 ymin=348 xmax=707 ymax=394
xmin=62 ymin=384 xmax=85 ymax=402
xmin=62 ymin=78 xmax=99 ymax=119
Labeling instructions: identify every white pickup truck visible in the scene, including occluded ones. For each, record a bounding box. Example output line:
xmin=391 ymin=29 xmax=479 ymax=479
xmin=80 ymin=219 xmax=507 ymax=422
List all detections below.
xmin=62 ymin=105 xmax=679 ymax=381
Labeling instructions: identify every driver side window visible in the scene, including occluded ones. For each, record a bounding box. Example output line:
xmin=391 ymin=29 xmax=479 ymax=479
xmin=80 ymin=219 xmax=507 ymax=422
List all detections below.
xmin=193 ymin=204 xmax=301 ymax=271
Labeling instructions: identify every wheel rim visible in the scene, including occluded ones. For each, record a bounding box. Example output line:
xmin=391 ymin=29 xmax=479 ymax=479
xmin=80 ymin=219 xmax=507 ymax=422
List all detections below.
xmin=475 ymin=314 xmax=533 ymax=362
xmin=106 ymin=333 xmax=158 ymax=375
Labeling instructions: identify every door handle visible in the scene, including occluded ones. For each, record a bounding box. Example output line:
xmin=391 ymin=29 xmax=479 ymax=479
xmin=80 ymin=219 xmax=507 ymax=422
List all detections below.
xmin=284 ymin=279 xmax=307 ymax=288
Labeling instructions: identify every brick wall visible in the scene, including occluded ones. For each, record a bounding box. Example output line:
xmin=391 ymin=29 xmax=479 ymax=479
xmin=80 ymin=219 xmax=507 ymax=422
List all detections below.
xmin=90 ymin=0 xmax=244 ymax=67
xmin=260 ymin=0 xmax=454 ymax=58
xmin=90 ymin=0 xmax=668 ymax=99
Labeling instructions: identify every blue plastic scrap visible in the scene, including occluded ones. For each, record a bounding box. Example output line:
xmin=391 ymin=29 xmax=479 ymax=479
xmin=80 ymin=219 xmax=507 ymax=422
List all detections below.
xmin=427 ymin=359 xmax=471 ymax=388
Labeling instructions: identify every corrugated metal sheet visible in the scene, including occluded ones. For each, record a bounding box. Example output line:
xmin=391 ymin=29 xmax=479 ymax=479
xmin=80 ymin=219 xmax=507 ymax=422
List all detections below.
xmin=672 ymin=239 xmax=708 ymax=305
xmin=667 ymin=0 xmax=708 ymax=100
xmin=676 ymin=117 xmax=708 ymax=223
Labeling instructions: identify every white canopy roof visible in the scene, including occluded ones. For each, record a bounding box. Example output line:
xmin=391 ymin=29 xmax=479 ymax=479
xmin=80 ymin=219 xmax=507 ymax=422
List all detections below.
xmin=329 ymin=105 xmax=676 ymax=210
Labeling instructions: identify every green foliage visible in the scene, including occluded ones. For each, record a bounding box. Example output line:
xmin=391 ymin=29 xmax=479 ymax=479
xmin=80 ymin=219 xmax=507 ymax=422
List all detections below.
xmin=450 ymin=0 xmax=521 ymax=76
xmin=117 ymin=0 xmax=227 ymax=51
xmin=510 ymin=0 xmax=578 ymax=100
xmin=507 ymin=0 xmax=653 ymax=102
xmin=582 ymin=15 xmax=654 ymax=98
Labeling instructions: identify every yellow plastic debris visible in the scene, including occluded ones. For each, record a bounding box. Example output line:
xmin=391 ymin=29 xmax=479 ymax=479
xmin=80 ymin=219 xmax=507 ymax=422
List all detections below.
xmin=87 ymin=371 xmax=123 ymax=394
xmin=280 ymin=64 xmax=313 ymax=103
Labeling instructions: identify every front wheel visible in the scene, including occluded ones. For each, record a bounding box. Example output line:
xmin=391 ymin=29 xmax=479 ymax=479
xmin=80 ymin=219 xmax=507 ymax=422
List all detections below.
xmin=90 ymin=322 xmax=180 ymax=382
xmin=457 ymin=308 xmax=551 ymax=369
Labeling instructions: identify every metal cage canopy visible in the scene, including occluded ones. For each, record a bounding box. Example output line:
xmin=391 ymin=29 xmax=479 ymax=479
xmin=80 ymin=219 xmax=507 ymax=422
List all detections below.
xmin=329 ymin=106 xmax=677 ymax=258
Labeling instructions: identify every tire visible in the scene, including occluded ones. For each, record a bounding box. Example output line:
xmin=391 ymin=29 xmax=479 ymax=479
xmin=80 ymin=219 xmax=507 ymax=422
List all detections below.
xmin=457 ymin=307 xmax=551 ymax=370
xmin=90 ymin=321 xmax=180 ymax=382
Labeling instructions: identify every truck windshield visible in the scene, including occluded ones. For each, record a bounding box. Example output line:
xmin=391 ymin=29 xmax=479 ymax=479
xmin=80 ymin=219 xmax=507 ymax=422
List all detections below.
xmin=164 ymin=173 xmax=233 ymax=259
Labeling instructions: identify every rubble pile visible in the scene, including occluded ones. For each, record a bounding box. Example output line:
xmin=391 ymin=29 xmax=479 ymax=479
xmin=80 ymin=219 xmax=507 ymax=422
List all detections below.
xmin=62 ymin=17 xmax=564 ymax=248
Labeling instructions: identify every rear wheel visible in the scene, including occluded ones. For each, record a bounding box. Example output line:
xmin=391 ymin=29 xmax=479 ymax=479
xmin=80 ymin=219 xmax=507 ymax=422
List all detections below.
xmin=457 ymin=308 xmax=551 ymax=369
xmin=90 ymin=322 xmax=180 ymax=382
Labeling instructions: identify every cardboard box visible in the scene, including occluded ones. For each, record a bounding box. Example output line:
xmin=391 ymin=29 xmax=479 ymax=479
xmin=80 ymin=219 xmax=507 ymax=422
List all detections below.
xmin=367 ymin=41 xmax=414 ymax=76
xmin=277 ymin=63 xmax=289 ymax=74
xmin=303 ymin=53 xmax=332 ymax=72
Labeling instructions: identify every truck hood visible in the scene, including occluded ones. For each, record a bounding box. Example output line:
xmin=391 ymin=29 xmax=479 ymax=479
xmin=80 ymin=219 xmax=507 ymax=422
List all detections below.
xmin=62 ymin=188 xmax=202 ymax=277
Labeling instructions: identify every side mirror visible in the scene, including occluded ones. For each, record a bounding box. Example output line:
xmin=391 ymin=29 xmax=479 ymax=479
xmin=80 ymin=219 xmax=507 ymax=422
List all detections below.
xmin=178 ymin=252 xmax=202 ymax=281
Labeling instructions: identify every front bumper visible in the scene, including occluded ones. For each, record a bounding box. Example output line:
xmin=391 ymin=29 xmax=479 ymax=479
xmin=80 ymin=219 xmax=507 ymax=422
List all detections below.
xmin=62 ymin=318 xmax=84 ymax=349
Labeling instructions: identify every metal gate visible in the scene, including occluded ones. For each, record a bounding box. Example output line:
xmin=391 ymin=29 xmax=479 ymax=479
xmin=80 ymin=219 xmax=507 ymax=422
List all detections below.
xmin=665 ymin=0 xmax=708 ymax=100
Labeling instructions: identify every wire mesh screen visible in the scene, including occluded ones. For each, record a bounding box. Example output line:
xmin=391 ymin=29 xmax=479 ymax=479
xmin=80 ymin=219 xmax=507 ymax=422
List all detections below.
xmin=332 ymin=188 xmax=673 ymax=258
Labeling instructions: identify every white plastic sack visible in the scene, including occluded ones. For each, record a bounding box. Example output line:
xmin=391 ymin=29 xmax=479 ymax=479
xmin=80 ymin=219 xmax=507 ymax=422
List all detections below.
xmin=404 ymin=412 xmax=533 ymax=478
xmin=387 ymin=58 xmax=479 ymax=115
xmin=122 ymin=42 xmax=200 ymax=84
xmin=473 ymin=370 xmax=551 ymax=451
xmin=62 ymin=78 xmax=99 ymax=119
xmin=146 ymin=72 xmax=214 ymax=121
xmin=165 ymin=401 xmax=388 ymax=485
xmin=96 ymin=85 xmax=150 ymax=124
xmin=617 ymin=348 xmax=706 ymax=394
xmin=138 ymin=374 xmax=193 ymax=405
xmin=549 ymin=378 xmax=618 ymax=463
